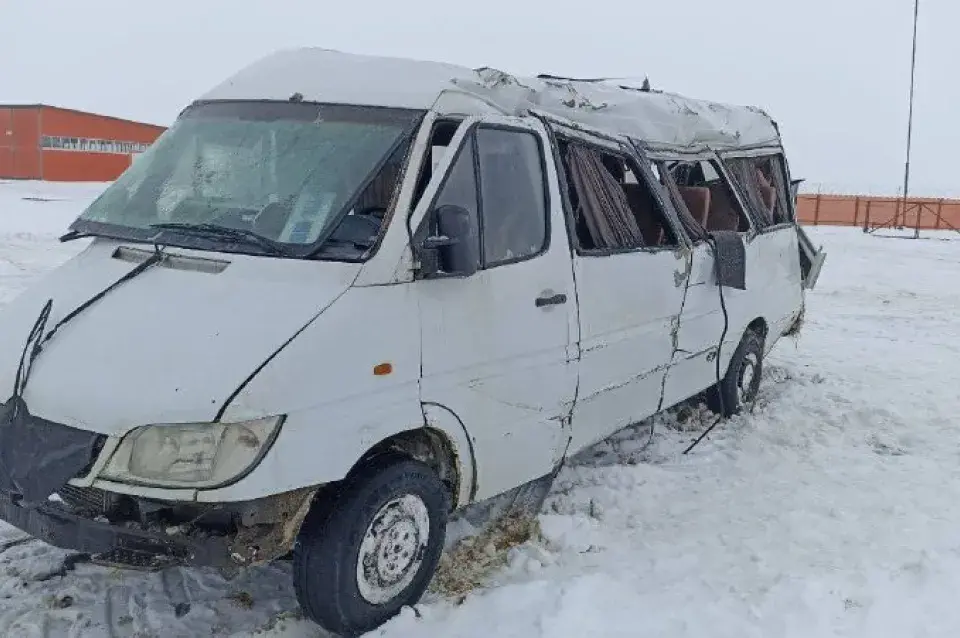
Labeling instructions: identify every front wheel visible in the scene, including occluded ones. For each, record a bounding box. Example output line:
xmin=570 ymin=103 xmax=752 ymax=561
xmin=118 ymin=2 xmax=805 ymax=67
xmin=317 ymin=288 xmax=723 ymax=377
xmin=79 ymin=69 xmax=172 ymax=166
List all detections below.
xmin=293 ymin=457 xmax=449 ymax=637
xmin=706 ymin=328 xmax=764 ymax=417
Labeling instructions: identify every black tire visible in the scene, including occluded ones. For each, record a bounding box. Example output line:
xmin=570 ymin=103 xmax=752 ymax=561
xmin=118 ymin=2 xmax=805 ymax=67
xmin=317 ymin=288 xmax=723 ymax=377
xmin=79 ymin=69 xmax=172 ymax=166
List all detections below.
xmin=706 ymin=328 xmax=764 ymax=417
xmin=293 ymin=457 xmax=449 ymax=637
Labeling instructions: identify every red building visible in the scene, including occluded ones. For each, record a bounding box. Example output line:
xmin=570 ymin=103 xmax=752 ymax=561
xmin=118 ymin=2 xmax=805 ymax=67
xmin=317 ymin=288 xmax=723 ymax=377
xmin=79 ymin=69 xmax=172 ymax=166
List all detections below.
xmin=0 ymin=104 xmax=165 ymax=182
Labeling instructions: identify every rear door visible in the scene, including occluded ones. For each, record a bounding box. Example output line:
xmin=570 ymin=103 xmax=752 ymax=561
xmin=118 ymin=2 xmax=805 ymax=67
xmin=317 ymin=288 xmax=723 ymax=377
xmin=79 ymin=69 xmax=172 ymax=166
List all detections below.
xmin=789 ymin=170 xmax=825 ymax=290
xmin=414 ymin=116 xmax=578 ymax=501
xmin=792 ymin=177 xmax=826 ymax=289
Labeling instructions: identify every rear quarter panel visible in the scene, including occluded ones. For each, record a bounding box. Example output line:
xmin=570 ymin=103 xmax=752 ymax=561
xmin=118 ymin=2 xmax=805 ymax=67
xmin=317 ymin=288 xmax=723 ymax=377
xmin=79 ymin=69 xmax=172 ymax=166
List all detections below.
xmin=718 ymin=225 xmax=803 ymax=369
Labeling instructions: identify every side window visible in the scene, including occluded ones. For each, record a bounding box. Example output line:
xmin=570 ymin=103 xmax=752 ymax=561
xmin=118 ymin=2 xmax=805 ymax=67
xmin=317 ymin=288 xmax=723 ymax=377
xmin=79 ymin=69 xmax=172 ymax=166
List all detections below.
xmin=723 ymin=154 xmax=791 ymax=227
xmin=662 ymin=159 xmax=752 ymax=236
xmin=475 ymin=127 xmax=548 ymax=265
xmin=558 ymin=139 xmax=678 ymax=252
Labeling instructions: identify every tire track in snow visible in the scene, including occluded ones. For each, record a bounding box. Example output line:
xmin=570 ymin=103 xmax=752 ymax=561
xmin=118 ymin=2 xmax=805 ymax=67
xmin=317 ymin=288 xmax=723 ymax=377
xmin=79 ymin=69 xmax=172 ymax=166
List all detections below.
xmin=161 ymin=569 xmax=193 ymax=622
xmin=0 ymin=535 xmax=37 ymax=555
xmin=103 ymin=579 xmax=145 ymax=638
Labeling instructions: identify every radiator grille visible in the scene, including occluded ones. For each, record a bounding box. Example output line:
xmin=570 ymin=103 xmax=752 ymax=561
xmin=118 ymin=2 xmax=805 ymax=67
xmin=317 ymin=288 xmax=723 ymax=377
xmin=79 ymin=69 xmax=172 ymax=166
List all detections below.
xmin=57 ymin=484 xmax=110 ymax=514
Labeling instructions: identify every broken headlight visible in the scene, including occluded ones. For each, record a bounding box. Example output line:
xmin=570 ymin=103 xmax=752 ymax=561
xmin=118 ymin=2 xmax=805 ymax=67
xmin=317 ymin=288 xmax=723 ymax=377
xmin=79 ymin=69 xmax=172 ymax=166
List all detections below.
xmin=99 ymin=416 xmax=283 ymax=488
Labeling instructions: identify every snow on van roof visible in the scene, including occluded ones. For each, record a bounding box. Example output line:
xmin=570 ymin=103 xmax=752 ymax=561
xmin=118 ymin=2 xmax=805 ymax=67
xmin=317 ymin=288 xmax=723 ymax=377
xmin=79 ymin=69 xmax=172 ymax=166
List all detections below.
xmin=200 ymin=48 xmax=781 ymax=152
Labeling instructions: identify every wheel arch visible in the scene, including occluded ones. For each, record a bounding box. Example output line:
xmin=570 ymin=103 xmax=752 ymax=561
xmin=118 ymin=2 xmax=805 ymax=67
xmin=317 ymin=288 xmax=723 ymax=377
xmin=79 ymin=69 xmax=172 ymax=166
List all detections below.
xmin=346 ymin=403 xmax=476 ymax=510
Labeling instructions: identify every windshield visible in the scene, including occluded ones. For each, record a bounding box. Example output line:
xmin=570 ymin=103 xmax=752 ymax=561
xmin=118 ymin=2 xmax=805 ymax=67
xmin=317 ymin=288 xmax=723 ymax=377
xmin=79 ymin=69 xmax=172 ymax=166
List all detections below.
xmin=71 ymin=101 xmax=422 ymax=258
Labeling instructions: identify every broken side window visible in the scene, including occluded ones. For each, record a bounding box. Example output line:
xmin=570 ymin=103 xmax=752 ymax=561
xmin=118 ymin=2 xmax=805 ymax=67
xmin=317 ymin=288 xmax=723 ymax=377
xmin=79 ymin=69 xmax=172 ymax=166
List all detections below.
xmin=723 ymin=154 xmax=791 ymax=228
xmin=663 ymin=159 xmax=752 ymax=234
xmin=558 ymin=139 xmax=679 ymax=252
xmin=651 ymin=162 xmax=709 ymax=244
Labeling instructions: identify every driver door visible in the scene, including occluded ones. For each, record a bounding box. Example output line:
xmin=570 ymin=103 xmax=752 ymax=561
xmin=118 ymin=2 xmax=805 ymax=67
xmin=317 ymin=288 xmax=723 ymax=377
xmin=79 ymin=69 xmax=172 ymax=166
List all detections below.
xmin=413 ymin=117 xmax=578 ymax=501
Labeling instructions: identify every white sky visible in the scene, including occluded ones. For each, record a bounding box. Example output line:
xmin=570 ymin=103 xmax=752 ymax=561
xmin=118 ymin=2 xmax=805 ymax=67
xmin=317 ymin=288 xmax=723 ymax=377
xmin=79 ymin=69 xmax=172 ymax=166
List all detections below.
xmin=2 ymin=0 xmax=956 ymax=196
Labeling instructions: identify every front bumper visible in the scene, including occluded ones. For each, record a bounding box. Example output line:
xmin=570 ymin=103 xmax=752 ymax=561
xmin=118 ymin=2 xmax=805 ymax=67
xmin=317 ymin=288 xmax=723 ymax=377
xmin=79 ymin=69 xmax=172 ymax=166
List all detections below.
xmin=0 ymin=490 xmax=234 ymax=570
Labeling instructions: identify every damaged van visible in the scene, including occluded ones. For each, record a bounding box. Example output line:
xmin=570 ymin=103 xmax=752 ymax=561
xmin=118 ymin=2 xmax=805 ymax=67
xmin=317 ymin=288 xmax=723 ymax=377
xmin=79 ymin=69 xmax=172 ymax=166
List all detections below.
xmin=0 ymin=49 xmax=823 ymax=636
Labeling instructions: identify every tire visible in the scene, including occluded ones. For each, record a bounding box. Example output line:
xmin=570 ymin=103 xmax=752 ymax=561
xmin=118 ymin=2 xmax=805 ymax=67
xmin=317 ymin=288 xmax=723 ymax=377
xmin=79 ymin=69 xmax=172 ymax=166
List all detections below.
xmin=293 ymin=457 xmax=449 ymax=637
xmin=706 ymin=328 xmax=764 ymax=417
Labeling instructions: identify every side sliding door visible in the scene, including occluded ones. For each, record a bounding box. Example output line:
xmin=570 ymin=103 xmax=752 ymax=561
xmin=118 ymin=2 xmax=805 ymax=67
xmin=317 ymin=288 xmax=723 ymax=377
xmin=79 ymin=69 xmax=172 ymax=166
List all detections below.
xmin=550 ymin=126 xmax=691 ymax=453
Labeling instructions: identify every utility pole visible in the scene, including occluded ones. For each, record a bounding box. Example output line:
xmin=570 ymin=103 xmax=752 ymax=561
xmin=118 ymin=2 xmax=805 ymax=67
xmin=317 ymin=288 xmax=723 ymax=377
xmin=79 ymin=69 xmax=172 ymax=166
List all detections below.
xmin=903 ymin=0 xmax=920 ymax=238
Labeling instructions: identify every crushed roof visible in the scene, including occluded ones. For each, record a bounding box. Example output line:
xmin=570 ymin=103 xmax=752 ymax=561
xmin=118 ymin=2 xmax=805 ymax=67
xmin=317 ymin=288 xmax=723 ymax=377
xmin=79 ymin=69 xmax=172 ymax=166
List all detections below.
xmin=199 ymin=48 xmax=781 ymax=151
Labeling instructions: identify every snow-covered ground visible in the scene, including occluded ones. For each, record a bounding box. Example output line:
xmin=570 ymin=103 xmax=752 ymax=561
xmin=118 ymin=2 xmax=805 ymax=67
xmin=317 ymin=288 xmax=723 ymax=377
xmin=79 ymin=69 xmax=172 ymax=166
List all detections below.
xmin=0 ymin=180 xmax=958 ymax=637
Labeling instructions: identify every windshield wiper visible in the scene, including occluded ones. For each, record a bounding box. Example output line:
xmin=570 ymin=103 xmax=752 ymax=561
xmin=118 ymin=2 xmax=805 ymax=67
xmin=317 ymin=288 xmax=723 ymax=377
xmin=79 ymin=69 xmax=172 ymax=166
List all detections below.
xmin=150 ymin=223 xmax=293 ymax=257
xmin=59 ymin=229 xmax=90 ymax=243
xmin=59 ymin=229 xmax=133 ymax=243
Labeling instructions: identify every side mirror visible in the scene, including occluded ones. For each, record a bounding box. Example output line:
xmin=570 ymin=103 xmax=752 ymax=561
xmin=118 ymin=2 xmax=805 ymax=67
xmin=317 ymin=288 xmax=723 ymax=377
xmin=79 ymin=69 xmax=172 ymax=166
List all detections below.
xmin=418 ymin=204 xmax=478 ymax=278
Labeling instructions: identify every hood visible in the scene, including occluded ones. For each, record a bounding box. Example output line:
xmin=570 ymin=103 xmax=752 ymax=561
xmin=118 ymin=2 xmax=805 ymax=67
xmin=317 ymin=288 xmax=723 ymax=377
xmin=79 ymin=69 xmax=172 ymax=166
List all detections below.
xmin=0 ymin=240 xmax=360 ymax=435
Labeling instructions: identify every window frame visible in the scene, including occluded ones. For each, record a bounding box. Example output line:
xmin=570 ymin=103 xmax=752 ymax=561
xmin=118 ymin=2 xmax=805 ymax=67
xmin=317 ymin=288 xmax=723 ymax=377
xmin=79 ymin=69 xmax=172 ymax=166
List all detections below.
xmin=416 ymin=121 xmax=553 ymax=273
xmin=555 ymin=133 xmax=687 ymax=258
xmin=719 ymin=149 xmax=796 ymax=235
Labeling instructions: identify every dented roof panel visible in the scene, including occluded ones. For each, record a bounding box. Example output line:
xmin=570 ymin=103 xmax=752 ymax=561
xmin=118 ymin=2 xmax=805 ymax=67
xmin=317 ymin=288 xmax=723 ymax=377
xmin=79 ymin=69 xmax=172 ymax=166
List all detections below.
xmin=199 ymin=48 xmax=781 ymax=152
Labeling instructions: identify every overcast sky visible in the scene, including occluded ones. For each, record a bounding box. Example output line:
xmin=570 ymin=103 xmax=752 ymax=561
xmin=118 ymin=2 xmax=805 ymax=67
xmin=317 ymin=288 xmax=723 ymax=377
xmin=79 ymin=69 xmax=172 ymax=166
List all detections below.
xmin=2 ymin=0 xmax=956 ymax=196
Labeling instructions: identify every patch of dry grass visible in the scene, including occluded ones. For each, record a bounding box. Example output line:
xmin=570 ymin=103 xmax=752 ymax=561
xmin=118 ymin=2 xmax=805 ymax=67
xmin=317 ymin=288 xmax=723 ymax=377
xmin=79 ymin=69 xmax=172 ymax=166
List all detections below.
xmin=429 ymin=513 xmax=541 ymax=600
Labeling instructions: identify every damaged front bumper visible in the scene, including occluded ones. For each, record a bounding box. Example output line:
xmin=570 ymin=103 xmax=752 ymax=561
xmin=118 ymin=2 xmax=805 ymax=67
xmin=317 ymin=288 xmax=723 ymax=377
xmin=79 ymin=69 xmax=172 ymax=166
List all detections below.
xmin=0 ymin=396 xmax=318 ymax=572
xmin=0 ymin=490 xmax=229 ymax=569
xmin=0 ymin=485 xmax=317 ymax=571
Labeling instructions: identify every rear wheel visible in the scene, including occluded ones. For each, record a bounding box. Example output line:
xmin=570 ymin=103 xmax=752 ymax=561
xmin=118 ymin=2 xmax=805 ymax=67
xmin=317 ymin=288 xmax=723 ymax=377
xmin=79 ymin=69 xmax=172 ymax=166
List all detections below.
xmin=293 ymin=457 xmax=449 ymax=637
xmin=706 ymin=328 xmax=764 ymax=417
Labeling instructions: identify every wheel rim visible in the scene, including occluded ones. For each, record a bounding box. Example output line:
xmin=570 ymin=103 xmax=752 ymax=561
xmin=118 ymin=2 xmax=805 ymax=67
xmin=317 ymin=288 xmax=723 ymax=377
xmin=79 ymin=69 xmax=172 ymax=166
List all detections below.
xmin=356 ymin=494 xmax=430 ymax=605
xmin=737 ymin=351 xmax=760 ymax=405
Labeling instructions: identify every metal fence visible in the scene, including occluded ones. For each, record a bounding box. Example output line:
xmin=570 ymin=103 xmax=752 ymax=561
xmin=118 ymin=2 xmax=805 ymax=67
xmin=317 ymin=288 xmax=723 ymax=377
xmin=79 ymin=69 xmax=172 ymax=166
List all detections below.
xmin=796 ymin=194 xmax=960 ymax=232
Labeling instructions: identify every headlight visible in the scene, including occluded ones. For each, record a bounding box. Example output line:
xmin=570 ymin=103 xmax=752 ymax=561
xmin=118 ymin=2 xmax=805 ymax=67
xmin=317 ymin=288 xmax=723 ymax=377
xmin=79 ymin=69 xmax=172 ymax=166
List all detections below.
xmin=100 ymin=416 xmax=283 ymax=488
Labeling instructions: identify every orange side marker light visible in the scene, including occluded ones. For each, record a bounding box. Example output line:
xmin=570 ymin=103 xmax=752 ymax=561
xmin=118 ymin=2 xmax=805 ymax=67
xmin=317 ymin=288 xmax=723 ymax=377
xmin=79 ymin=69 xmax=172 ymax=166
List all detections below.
xmin=373 ymin=362 xmax=393 ymax=376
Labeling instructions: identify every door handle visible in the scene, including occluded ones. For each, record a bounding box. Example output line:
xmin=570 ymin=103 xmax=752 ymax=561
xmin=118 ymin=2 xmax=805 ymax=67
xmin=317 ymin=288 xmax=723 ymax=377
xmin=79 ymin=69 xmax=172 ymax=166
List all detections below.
xmin=535 ymin=293 xmax=568 ymax=308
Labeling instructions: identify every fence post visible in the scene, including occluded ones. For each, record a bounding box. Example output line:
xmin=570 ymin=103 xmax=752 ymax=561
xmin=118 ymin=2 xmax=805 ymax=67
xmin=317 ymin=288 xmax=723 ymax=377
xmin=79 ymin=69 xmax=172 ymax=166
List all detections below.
xmin=863 ymin=199 xmax=872 ymax=232
xmin=814 ymin=194 xmax=822 ymax=226
xmin=852 ymin=196 xmax=860 ymax=227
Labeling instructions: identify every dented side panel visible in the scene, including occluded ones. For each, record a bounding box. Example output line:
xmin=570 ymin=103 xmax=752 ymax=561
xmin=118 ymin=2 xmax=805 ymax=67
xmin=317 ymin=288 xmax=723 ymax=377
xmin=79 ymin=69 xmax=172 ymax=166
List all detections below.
xmin=660 ymin=243 xmax=726 ymax=409
xmin=754 ymin=226 xmax=805 ymax=341
xmin=717 ymin=227 xmax=802 ymax=358
xmin=568 ymin=248 xmax=687 ymax=453
xmin=663 ymin=226 xmax=805 ymax=408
